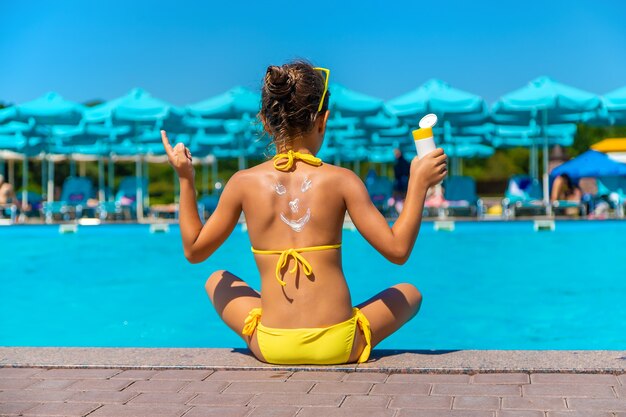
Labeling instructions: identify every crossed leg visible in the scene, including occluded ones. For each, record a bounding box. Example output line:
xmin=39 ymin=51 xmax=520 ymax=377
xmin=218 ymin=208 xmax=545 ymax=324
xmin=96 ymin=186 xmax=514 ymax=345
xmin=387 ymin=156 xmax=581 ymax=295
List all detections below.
xmin=204 ymin=270 xmax=265 ymax=362
xmin=205 ymin=271 xmax=422 ymax=364
xmin=347 ymin=283 xmax=423 ymax=362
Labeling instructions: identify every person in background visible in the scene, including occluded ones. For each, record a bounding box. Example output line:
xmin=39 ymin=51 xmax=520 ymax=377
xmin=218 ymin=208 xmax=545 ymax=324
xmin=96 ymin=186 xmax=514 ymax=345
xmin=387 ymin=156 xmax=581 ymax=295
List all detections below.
xmin=551 ymin=173 xmax=582 ymax=215
xmin=389 ymin=148 xmax=410 ymax=213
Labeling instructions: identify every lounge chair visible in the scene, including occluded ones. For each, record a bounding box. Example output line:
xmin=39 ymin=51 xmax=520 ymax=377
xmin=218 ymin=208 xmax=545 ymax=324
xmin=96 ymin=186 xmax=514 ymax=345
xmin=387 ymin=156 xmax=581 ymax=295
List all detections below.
xmin=597 ymin=176 xmax=626 ymax=218
xmin=43 ymin=177 xmax=94 ymax=222
xmin=98 ymin=176 xmax=148 ymax=220
xmin=502 ymin=175 xmax=546 ymax=218
xmin=443 ymin=176 xmax=484 ymax=217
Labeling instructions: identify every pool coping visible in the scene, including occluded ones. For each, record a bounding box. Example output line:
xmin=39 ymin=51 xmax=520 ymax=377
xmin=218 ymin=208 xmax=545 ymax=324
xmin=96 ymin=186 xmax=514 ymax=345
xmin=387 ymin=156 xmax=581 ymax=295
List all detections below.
xmin=1 ymin=347 xmax=624 ymax=374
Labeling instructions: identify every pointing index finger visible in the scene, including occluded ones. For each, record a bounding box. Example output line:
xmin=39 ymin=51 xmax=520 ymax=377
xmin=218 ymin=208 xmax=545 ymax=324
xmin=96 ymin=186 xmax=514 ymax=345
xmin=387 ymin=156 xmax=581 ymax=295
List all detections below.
xmin=160 ymin=130 xmax=173 ymax=156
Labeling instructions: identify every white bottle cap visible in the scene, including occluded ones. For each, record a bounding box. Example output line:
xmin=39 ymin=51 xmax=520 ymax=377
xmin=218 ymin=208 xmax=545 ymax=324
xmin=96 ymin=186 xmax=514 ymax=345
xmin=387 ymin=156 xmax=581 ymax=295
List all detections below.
xmin=419 ymin=113 xmax=438 ymax=129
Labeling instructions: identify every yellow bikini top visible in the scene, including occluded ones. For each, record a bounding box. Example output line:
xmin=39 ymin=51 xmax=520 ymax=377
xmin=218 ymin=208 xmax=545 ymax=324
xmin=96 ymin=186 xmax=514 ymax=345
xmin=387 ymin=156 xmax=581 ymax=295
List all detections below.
xmin=251 ymin=244 xmax=342 ymax=286
xmin=272 ymin=150 xmax=322 ymax=171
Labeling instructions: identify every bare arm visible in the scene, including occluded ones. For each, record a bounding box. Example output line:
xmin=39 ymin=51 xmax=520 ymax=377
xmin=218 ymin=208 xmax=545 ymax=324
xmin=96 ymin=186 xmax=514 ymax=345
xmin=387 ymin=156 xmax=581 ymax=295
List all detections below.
xmin=344 ymin=149 xmax=447 ymax=264
xmin=161 ymin=130 xmax=242 ymax=263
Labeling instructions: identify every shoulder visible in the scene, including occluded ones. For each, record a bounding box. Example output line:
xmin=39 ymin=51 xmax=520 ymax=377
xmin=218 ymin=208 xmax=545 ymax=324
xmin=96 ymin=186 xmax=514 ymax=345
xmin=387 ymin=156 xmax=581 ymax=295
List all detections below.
xmin=320 ymin=163 xmax=364 ymax=191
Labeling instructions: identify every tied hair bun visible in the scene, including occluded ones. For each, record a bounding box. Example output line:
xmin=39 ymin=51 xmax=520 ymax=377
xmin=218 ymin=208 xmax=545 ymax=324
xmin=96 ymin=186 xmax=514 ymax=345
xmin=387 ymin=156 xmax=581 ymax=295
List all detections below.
xmin=265 ymin=66 xmax=296 ymax=100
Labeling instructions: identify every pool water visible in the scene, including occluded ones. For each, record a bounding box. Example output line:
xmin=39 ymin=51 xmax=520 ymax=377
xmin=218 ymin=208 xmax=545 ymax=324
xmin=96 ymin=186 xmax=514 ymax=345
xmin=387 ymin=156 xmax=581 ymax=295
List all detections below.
xmin=1 ymin=221 xmax=625 ymax=350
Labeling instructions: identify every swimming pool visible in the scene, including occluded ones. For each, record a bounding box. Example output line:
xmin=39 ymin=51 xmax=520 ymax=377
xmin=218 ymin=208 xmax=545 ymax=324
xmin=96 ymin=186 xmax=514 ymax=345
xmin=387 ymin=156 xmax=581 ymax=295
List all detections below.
xmin=1 ymin=221 xmax=625 ymax=350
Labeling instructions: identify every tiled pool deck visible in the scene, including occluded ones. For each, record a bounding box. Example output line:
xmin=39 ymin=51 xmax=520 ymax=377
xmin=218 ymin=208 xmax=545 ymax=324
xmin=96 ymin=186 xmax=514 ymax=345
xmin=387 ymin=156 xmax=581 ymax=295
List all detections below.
xmin=0 ymin=348 xmax=624 ymax=416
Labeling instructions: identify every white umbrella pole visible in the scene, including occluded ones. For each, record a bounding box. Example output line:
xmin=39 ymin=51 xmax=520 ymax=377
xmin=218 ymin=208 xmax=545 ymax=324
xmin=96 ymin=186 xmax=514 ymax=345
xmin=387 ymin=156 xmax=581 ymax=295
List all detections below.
xmin=47 ymin=157 xmax=54 ymax=204
xmin=542 ymin=109 xmax=551 ymax=216
xmin=98 ymin=157 xmax=105 ymax=201
xmin=108 ymin=158 xmax=115 ymax=202
xmin=202 ymin=160 xmax=208 ymax=196
xmin=135 ymin=157 xmax=144 ymax=222
xmin=8 ymin=160 xmax=14 ymax=185
xmin=21 ymin=156 xmax=28 ymax=208
xmin=144 ymin=160 xmax=150 ymax=208
xmin=211 ymin=158 xmax=218 ymax=195
xmin=41 ymin=157 xmax=47 ymax=199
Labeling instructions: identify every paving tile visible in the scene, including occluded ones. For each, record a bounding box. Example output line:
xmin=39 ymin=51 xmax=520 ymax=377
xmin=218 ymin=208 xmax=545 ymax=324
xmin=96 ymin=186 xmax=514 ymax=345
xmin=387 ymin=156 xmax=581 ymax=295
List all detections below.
xmin=397 ymin=410 xmax=494 ymax=417
xmin=530 ymin=373 xmax=619 ymax=385
xmin=547 ymin=412 xmax=614 ymax=417
xmin=223 ymin=380 xmax=314 ymax=394
xmin=66 ymin=390 xmax=139 ymax=404
xmin=179 ymin=380 xmax=229 ymax=393
xmin=123 ymin=379 xmax=189 ymax=392
xmin=615 ymin=384 xmax=626 ymax=397
xmin=207 ymin=370 xmax=292 ymax=381
xmin=0 ymin=367 xmax=44 ymax=378
xmin=34 ymin=368 xmax=121 ymax=379
xmin=111 ymin=369 xmax=159 ymax=380
xmin=0 ymin=378 xmax=40 ymax=389
xmin=87 ymin=403 xmax=190 ymax=417
xmin=389 ymin=395 xmax=453 ymax=409
xmin=0 ymin=402 xmax=40 ymax=416
xmin=340 ymin=394 xmax=390 ymax=408
xmin=566 ymin=397 xmax=626 ymax=411
xmin=523 ymin=383 xmax=615 ymax=397
xmin=431 ymin=384 xmax=521 ymax=396
xmin=149 ymin=369 xmax=213 ymax=380
xmin=502 ymin=396 xmax=567 ymax=410
xmin=126 ymin=391 xmax=196 ymax=404
xmin=65 ymin=378 xmax=133 ymax=391
xmin=387 ymin=374 xmax=470 ymax=383
xmin=453 ymin=396 xmax=500 ymax=410
xmin=26 ymin=379 xmax=78 ymax=390
xmin=370 ymin=382 xmax=430 ymax=395
xmin=247 ymin=406 xmax=300 ymax=417
xmin=289 ymin=371 xmax=345 ymax=381
xmin=496 ymin=412 xmax=544 ymax=417
xmin=310 ymin=381 xmax=372 ymax=394
xmin=182 ymin=407 xmax=249 ymax=417
xmin=21 ymin=402 xmax=101 ymax=416
xmin=249 ymin=393 xmax=344 ymax=407
xmin=473 ymin=373 xmax=530 ymax=384
xmin=343 ymin=372 xmax=388 ymax=382
xmin=297 ymin=409 xmax=395 ymax=417
xmin=187 ymin=393 xmax=253 ymax=406
xmin=618 ymin=374 xmax=626 ymax=385
xmin=0 ymin=389 xmax=74 ymax=402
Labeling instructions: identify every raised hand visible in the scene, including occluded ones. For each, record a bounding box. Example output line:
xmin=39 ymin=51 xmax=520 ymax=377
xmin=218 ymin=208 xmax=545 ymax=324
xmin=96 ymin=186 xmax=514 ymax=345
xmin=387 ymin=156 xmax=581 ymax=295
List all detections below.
xmin=410 ymin=148 xmax=447 ymax=189
xmin=161 ymin=130 xmax=194 ymax=180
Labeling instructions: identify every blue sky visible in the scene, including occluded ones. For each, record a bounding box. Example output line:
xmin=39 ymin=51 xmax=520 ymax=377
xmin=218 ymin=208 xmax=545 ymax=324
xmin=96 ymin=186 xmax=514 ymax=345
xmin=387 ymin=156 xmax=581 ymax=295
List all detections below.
xmin=1 ymin=0 xmax=625 ymax=106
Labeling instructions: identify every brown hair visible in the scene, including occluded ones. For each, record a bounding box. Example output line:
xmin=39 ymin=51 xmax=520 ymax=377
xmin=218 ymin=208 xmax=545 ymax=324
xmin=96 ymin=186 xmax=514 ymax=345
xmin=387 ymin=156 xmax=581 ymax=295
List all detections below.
xmin=259 ymin=60 xmax=330 ymax=151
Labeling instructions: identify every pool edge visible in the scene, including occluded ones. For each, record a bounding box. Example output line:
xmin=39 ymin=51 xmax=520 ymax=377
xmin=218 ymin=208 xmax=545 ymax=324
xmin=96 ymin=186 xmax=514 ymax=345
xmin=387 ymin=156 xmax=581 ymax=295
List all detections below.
xmin=1 ymin=347 xmax=624 ymax=374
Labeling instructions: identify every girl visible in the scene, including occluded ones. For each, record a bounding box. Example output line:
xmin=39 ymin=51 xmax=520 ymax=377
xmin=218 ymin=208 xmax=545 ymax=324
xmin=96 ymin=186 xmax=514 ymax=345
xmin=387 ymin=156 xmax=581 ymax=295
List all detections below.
xmin=161 ymin=60 xmax=447 ymax=365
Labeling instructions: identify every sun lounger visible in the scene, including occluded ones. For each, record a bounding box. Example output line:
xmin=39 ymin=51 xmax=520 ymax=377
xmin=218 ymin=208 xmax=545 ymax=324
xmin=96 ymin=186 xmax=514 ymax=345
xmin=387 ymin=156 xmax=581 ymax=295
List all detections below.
xmin=43 ymin=177 xmax=94 ymax=222
xmin=596 ymin=176 xmax=626 ymax=218
xmin=443 ymin=176 xmax=483 ymax=217
xmin=502 ymin=175 xmax=546 ymax=218
xmin=98 ymin=176 xmax=149 ymax=220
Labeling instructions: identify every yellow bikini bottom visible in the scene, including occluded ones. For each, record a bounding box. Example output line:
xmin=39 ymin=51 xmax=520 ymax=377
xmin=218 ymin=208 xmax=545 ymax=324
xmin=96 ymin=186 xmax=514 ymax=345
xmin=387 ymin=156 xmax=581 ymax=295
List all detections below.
xmin=242 ymin=307 xmax=372 ymax=365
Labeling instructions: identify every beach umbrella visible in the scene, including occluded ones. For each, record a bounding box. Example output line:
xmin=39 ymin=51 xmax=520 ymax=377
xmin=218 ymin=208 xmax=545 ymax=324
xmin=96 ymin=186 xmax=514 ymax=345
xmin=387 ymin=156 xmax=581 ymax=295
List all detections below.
xmin=492 ymin=76 xmax=602 ymax=210
xmin=186 ymin=87 xmax=261 ymax=170
xmin=329 ymin=83 xmax=385 ymax=117
xmin=551 ymin=150 xmax=626 ymax=180
xmin=388 ymin=79 xmax=489 ymax=175
xmin=85 ymin=88 xmax=183 ymax=220
xmin=2 ymin=93 xmax=85 ymax=206
xmin=601 ymin=86 xmax=626 ymax=125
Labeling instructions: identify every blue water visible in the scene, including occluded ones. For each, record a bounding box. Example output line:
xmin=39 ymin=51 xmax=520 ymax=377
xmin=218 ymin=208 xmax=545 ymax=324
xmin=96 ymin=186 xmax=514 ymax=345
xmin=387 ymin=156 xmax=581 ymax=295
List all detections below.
xmin=1 ymin=221 xmax=625 ymax=350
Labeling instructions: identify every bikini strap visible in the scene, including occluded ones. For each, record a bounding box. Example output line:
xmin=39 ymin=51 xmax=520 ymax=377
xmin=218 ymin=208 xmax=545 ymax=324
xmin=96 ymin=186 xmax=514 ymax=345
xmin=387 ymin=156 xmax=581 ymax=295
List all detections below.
xmin=273 ymin=150 xmax=322 ymax=172
xmin=242 ymin=307 xmax=262 ymax=336
xmin=353 ymin=307 xmax=372 ymax=363
xmin=251 ymin=244 xmax=341 ymax=287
